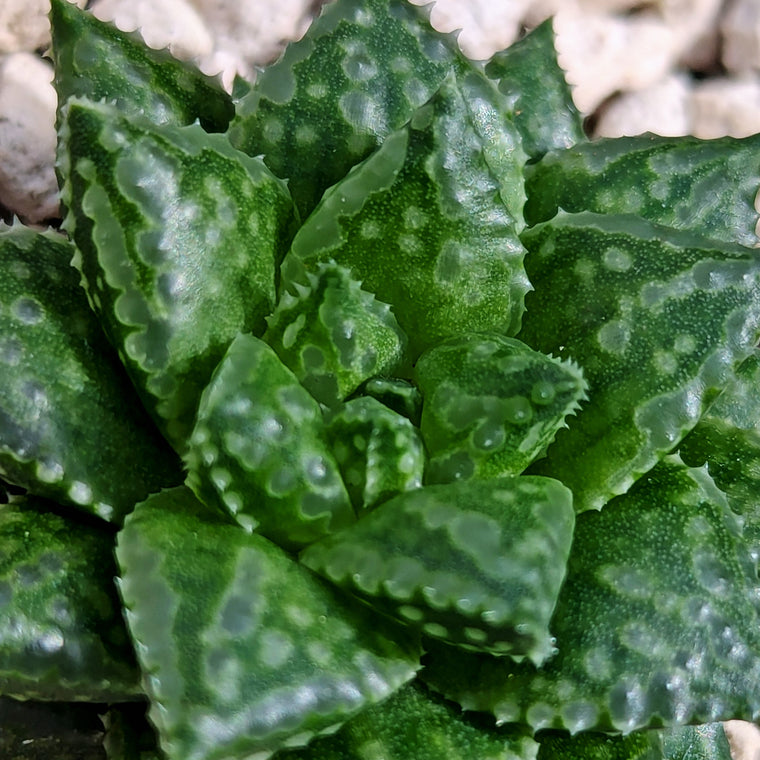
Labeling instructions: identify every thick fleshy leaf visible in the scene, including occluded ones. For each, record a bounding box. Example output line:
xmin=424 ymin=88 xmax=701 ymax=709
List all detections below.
xmin=325 ymin=396 xmax=424 ymax=513
xmin=281 ymin=71 xmax=528 ymax=358
xmin=0 ymin=497 xmax=141 ymax=701
xmin=414 ymin=333 xmax=587 ymax=484
xmin=660 ymin=723 xmax=733 ymax=760
xmin=116 ymin=487 xmax=421 ymax=760
xmin=301 ymin=476 xmax=574 ymax=663
xmin=50 ymin=0 xmax=233 ymax=131
xmin=0 ymin=224 xmax=180 ymax=523
xmin=523 ymin=134 xmax=760 ymax=246
xmin=185 ymin=333 xmax=354 ymax=550
xmin=359 ymin=376 xmax=422 ymax=426
xmin=228 ymin=0 xmax=460 ymax=217
xmin=264 ymin=262 xmax=407 ymax=406
xmin=484 ymin=19 xmax=585 ymax=160
xmin=59 ymin=97 xmax=297 ymax=450
xmin=276 ymin=680 xmax=539 ymax=760
xmin=421 ymin=458 xmax=760 ymax=734
xmin=519 ymin=212 xmax=760 ymax=513
xmin=536 ymin=730 xmax=660 ymax=760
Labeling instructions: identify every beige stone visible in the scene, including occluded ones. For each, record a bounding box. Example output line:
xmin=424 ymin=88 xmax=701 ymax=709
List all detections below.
xmin=91 ymin=0 xmax=214 ymax=62
xmin=0 ymin=52 xmax=58 ymax=222
xmin=690 ymin=74 xmax=760 ymax=138
xmin=0 ymin=0 xmax=87 ymax=55
xmin=724 ymin=721 xmax=760 ymax=760
xmin=594 ymin=72 xmax=692 ymax=137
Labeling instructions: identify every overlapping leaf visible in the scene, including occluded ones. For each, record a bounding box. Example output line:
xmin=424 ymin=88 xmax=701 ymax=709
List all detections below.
xmin=0 ymin=225 xmax=180 ymax=522
xmin=520 ymin=212 xmax=760 ymax=512
xmin=116 ymin=487 xmax=421 ymax=760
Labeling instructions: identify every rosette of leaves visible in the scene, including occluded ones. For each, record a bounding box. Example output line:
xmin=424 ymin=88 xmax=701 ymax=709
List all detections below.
xmin=2 ymin=0 xmax=760 ymax=758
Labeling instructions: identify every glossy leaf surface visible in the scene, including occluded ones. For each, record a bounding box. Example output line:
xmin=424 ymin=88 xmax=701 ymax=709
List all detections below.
xmin=50 ymin=0 xmax=233 ymax=131
xmin=228 ymin=0 xmax=460 ymax=217
xmin=185 ymin=333 xmax=354 ymax=550
xmin=282 ymin=71 xmax=528 ymax=358
xmin=0 ymin=225 xmax=180 ymax=522
xmin=264 ymin=262 xmax=407 ymax=406
xmin=59 ymin=98 xmax=296 ymax=449
xmin=116 ymin=487 xmax=420 ymax=760
xmin=524 ymin=134 xmax=760 ymax=246
xmin=484 ymin=19 xmax=585 ymax=160
xmin=325 ymin=396 xmax=424 ymax=513
xmin=276 ymin=680 xmax=539 ymax=760
xmin=415 ymin=333 xmax=587 ymax=484
xmin=359 ymin=376 xmax=422 ymax=426
xmin=0 ymin=497 xmax=141 ymax=701
xmin=301 ymin=476 xmax=574 ymax=663
xmin=520 ymin=212 xmax=760 ymax=512
xmin=422 ymin=458 xmax=760 ymax=733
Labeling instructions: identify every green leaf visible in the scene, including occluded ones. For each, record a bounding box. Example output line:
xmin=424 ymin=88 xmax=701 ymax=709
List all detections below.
xmin=228 ymin=0 xmax=460 ymax=218
xmin=264 ymin=262 xmax=408 ymax=406
xmin=102 ymin=704 xmax=163 ymax=760
xmin=358 ymin=376 xmax=422 ymax=427
xmin=484 ymin=19 xmax=585 ymax=160
xmin=50 ymin=0 xmax=233 ymax=132
xmin=414 ymin=333 xmax=587 ymax=484
xmin=185 ymin=333 xmax=354 ymax=550
xmin=281 ymin=70 xmax=528 ymax=358
xmin=0 ymin=224 xmax=180 ymax=523
xmin=523 ymin=134 xmax=760 ymax=247
xmin=59 ymin=97 xmax=297 ymax=450
xmin=421 ymin=458 xmax=760 ymax=734
xmin=116 ymin=487 xmax=421 ymax=760
xmin=301 ymin=476 xmax=574 ymax=663
xmin=660 ymin=723 xmax=733 ymax=760
xmin=519 ymin=212 xmax=760 ymax=513
xmin=276 ymin=680 xmax=539 ymax=760
xmin=0 ymin=497 xmax=141 ymax=701
xmin=537 ymin=730 xmax=661 ymax=760
xmin=325 ymin=396 xmax=425 ymax=514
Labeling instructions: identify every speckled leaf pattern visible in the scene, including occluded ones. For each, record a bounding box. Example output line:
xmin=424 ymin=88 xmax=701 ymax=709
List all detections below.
xmin=359 ymin=376 xmax=422 ymax=426
xmin=264 ymin=262 xmax=407 ymax=406
xmin=275 ymin=680 xmax=539 ymax=760
xmin=484 ymin=19 xmax=585 ymax=160
xmin=49 ymin=0 xmax=233 ymax=131
xmin=59 ymin=97 xmax=297 ymax=450
xmin=281 ymin=71 xmax=528 ymax=358
xmin=0 ymin=225 xmax=180 ymax=523
xmin=536 ymin=730 xmax=660 ymax=760
xmin=0 ymin=497 xmax=141 ymax=701
xmin=301 ymin=476 xmax=574 ymax=663
xmin=519 ymin=212 xmax=760 ymax=513
xmin=228 ymin=0 xmax=460 ymax=217
xmin=679 ymin=351 xmax=760 ymax=578
xmin=523 ymin=134 xmax=760 ymax=247
xmin=185 ymin=333 xmax=354 ymax=550
xmin=659 ymin=723 xmax=734 ymax=760
xmin=116 ymin=487 xmax=421 ymax=760
xmin=325 ymin=396 xmax=424 ymax=513
xmin=414 ymin=333 xmax=587 ymax=484
xmin=422 ymin=457 xmax=760 ymax=733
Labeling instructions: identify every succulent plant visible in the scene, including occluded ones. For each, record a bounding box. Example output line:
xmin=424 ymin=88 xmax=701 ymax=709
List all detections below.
xmin=2 ymin=0 xmax=760 ymax=758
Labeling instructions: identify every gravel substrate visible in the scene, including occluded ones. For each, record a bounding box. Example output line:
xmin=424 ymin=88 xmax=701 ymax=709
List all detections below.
xmin=2 ymin=1 xmax=760 ymax=758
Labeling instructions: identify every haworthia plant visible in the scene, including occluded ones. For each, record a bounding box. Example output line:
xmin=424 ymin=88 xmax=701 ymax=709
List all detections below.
xmin=4 ymin=0 xmax=760 ymax=757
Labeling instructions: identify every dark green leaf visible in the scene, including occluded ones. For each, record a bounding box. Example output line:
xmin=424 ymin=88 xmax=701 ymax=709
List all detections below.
xmin=414 ymin=333 xmax=587 ymax=484
xmin=59 ymin=98 xmax=297 ymax=451
xmin=537 ymin=730 xmax=661 ymax=760
xmin=185 ymin=333 xmax=354 ymax=550
xmin=325 ymin=396 xmax=424 ymax=513
xmin=422 ymin=458 xmax=760 ymax=733
xmin=276 ymin=680 xmax=539 ymax=760
xmin=0 ymin=497 xmax=141 ymax=701
xmin=301 ymin=476 xmax=574 ymax=663
xmin=0 ymin=224 xmax=180 ymax=523
xmin=228 ymin=0 xmax=460 ymax=217
xmin=281 ymin=70 xmax=528 ymax=358
xmin=519 ymin=212 xmax=760 ymax=513
xmin=264 ymin=262 xmax=407 ymax=406
xmin=358 ymin=376 xmax=422 ymax=426
xmin=523 ymin=134 xmax=760 ymax=246
xmin=50 ymin=0 xmax=233 ymax=132
xmin=660 ymin=723 xmax=733 ymax=760
xmin=116 ymin=487 xmax=420 ymax=760
xmin=484 ymin=19 xmax=585 ymax=160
